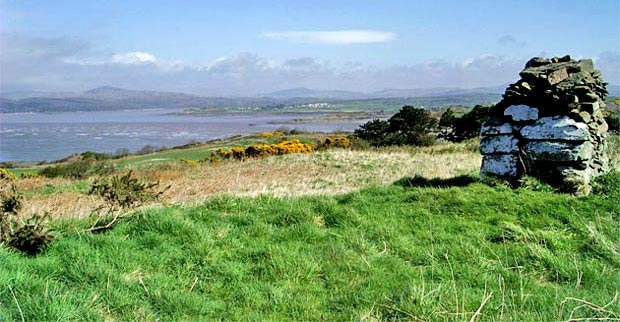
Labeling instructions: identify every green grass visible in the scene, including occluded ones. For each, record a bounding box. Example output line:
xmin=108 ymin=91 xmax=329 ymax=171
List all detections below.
xmin=21 ymin=181 xmax=91 ymax=196
xmin=1 ymin=179 xmax=619 ymax=321
xmin=110 ymin=135 xmax=318 ymax=168
xmin=6 ymin=168 xmax=38 ymax=177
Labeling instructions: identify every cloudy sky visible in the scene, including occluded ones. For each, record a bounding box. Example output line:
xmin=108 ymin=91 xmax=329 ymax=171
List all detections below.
xmin=1 ymin=0 xmax=619 ymax=96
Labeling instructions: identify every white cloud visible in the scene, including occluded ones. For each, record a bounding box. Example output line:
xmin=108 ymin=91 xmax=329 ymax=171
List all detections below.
xmin=2 ymin=33 xmax=618 ymax=96
xmin=260 ymin=30 xmax=395 ymax=44
xmin=112 ymin=51 xmax=157 ymax=64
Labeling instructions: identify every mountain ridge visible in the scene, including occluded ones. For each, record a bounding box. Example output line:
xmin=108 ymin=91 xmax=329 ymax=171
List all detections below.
xmin=2 ymin=83 xmax=617 ymax=113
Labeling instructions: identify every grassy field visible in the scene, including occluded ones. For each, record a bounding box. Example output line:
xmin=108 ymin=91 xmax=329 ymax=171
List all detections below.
xmin=1 ymin=134 xmax=619 ymax=321
xmin=1 ymin=179 xmax=619 ymax=321
xmin=11 ymin=140 xmax=481 ymax=219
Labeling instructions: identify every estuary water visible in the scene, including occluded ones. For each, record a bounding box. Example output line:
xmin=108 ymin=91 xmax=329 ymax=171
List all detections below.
xmin=0 ymin=109 xmax=369 ymax=162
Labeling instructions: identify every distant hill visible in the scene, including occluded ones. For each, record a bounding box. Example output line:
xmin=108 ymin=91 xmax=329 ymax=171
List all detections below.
xmin=0 ymin=85 xmax=509 ymax=113
xmin=82 ymin=86 xmax=201 ymax=101
xmin=0 ymin=87 xmax=279 ymax=113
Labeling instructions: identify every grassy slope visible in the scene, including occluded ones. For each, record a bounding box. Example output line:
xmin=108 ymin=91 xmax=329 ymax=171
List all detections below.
xmin=1 ymin=180 xmax=619 ymax=321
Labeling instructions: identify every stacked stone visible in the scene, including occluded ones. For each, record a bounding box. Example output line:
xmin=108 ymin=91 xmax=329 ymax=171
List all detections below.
xmin=480 ymin=55 xmax=609 ymax=195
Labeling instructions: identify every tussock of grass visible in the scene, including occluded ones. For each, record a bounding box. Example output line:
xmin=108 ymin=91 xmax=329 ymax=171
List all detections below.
xmin=1 ymin=182 xmax=619 ymax=321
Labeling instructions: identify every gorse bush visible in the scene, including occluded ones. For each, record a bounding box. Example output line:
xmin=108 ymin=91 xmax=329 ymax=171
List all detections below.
xmin=316 ymin=136 xmax=352 ymax=150
xmin=215 ymin=140 xmax=314 ymax=161
xmin=255 ymin=131 xmax=284 ymax=138
xmin=180 ymin=158 xmax=199 ymax=167
xmin=1 ymin=183 xmax=54 ymax=255
xmin=0 ymin=168 xmax=16 ymax=181
xmin=88 ymin=171 xmax=168 ymax=210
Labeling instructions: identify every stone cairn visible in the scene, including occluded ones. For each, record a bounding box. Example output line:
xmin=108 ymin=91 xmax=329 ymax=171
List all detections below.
xmin=479 ymin=55 xmax=609 ymax=194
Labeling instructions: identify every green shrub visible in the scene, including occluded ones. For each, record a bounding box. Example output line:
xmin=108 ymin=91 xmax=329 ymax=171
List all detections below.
xmin=605 ymin=113 xmax=620 ymax=134
xmin=39 ymin=160 xmax=115 ymax=179
xmin=7 ymin=213 xmax=54 ymax=256
xmin=354 ymin=106 xmax=437 ymax=147
xmin=39 ymin=160 xmax=91 ymax=179
xmin=89 ymin=171 xmax=168 ymax=210
xmin=387 ymin=105 xmax=437 ymax=146
xmin=441 ymin=105 xmax=493 ymax=142
xmin=354 ymin=119 xmax=390 ymax=146
xmin=80 ymin=151 xmax=111 ymax=161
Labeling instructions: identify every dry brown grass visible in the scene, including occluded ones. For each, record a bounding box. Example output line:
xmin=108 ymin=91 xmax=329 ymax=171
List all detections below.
xmin=16 ymin=144 xmax=481 ymax=219
xmin=22 ymin=191 xmax=100 ymax=219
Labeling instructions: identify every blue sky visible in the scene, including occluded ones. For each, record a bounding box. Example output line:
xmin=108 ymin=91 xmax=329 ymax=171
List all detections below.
xmin=1 ymin=0 xmax=619 ymax=95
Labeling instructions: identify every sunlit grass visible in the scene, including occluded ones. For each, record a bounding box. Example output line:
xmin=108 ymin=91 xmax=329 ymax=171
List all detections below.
xmin=1 ymin=181 xmax=618 ymax=321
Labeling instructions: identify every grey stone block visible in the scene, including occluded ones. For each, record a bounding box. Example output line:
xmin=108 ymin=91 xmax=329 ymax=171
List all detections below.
xmin=480 ymin=154 xmax=518 ymax=177
xmin=480 ymin=122 xmax=513 ymax=136
xmin=523 ymin=141 xmax=593 ymax=162
xmin=520 ymin=116 xmax=589 ymax=141
xmin=480 ymin=135 xmax=519 ymax=154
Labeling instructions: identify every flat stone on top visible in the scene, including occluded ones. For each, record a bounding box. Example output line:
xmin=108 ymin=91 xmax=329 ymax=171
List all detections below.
xmin=504 ymin=105 xmax=539 ymax=122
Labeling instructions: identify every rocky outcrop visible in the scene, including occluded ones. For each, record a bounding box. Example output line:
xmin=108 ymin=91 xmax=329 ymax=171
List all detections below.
xmin=479 ymin=55 xmax=609 ymax=195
